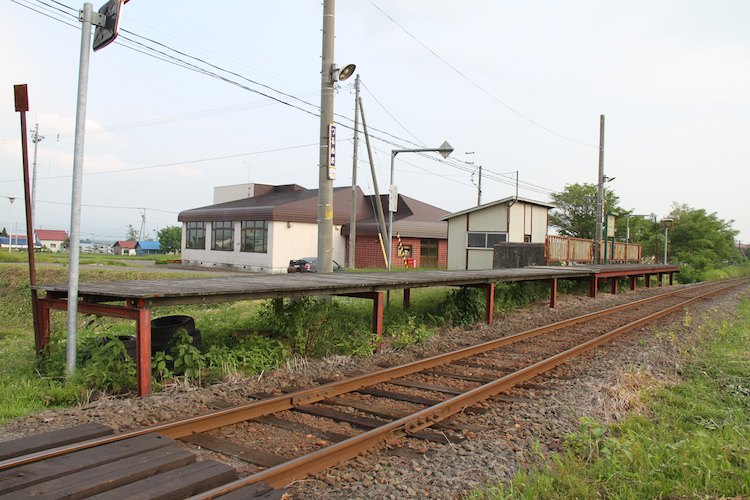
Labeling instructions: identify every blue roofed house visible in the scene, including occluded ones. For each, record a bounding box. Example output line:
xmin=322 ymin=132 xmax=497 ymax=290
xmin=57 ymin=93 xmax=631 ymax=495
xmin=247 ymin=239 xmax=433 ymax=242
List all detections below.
xmin=0 ymin=235 xmax=41 ymax=250
xmin=135 ymin=240 xmax=162 ymax=255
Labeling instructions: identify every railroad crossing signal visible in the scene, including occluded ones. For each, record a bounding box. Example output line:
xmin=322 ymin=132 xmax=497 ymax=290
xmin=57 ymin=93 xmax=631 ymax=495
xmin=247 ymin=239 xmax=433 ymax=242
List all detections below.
xmin=92 ymin=0 xmax=127 ymax=51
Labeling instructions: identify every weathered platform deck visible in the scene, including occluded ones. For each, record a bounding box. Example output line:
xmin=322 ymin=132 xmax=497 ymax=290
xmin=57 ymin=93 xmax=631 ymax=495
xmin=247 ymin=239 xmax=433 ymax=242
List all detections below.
xmin=32 ymin=264 xmax=678 ymax=396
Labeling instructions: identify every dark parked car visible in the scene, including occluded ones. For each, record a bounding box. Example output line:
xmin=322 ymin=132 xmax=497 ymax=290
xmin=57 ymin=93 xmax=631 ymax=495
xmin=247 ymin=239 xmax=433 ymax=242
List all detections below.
xmin=287 ymin=257 xmax=343 ymax=273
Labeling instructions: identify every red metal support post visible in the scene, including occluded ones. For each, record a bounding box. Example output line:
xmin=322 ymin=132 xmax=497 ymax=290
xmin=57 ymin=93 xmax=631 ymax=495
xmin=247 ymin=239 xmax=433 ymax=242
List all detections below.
xmin=630 ymin=276 xmax=637 ymax=291
xmin=669 ymin=273 xmax=674 ymax=285
xmin=403 ymin=288 xmax=411 ymax=310
xmin=658 ymin=273 xmax=663 ymax=286
xmin=37 ymin=298 xmax=51 ymax=353
xmin=549 ymin=278 xmax=558 ymax=308
xmin=135 ymin=303 xmax=152 ymax=397
xmin=610 ymin=277 xmax=618 ymax=295
xmin=373 ymin=292 xmax=384 ymax=350
xmin=589 ymin=277 xmax=598 ymax=298
xmin=645 ymin=274 xmax=651 ymax=288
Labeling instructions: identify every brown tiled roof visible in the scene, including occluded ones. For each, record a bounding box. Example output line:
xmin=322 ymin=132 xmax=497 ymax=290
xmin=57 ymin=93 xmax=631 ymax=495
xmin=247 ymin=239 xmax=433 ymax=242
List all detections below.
xmin=177 ymin=185 xmax=449 ymax=239
xmin=35 ymin=229 xmax=68 ymax=241
xmin=113 ymin=240 xmax=137 ymax=249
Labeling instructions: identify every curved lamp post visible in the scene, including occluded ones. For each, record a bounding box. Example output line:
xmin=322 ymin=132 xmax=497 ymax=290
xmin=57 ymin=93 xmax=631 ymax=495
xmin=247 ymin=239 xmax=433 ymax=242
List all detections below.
xmin=387 ymin=141 xmax=453 ymax=270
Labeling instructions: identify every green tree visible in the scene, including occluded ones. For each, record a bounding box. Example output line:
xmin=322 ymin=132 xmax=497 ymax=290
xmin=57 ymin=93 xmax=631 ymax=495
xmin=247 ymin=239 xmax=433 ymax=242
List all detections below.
xmin=549 ymin=183 xmax=623 ymax=239
xmin=0 ymin=227 xmax=7 ymax=237
xmin=157 ymin=226 xmax=182 ymax=254
xmin=125 ymin=225 xmax=138 ymax=241
xmin=664 ymin=203 xmax=741 ymax=281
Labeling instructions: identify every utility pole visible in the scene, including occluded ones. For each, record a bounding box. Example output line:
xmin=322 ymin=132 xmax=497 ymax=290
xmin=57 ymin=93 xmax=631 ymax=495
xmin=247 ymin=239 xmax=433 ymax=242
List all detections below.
xmin=138 ymin=208 xmax=146 ymax=241
xmin=348 ymin=75 xmax=360 ymax=269
xmin=30 ymin=123 xmax=44 ymax=229
xmin=594 ymin=114 xmax=605 ymax=264
xmin=7 ymin=197 xmax=14 ymax=253
xmin=477 ymin=165 xmax=483 ymax=206
xmin=317 ymin=0 xmax=335 ymax=274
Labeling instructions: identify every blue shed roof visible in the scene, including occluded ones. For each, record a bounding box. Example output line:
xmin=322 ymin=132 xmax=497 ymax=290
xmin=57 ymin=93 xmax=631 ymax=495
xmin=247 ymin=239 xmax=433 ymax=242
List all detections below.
xmin=136 ymin=240 xmax=161 ymax=250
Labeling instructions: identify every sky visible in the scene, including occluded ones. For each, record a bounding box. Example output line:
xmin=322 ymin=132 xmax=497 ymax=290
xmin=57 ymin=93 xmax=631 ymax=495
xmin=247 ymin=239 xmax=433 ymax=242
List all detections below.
xmin=1 ymin=0 xmax=748 ymax=243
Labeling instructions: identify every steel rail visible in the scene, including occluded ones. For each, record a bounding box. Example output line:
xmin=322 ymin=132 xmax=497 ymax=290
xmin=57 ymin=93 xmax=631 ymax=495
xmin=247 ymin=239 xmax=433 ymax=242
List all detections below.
xmin=0 ymin=279 xmax=744 ymax=472
xmin=191 ymin=278 xmax=747 ymax=496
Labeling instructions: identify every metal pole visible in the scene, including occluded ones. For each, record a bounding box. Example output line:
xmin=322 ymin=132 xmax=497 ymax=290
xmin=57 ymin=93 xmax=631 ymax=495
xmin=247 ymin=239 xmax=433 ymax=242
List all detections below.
xmin=625 ymin=215 xmax=630 ymax=263
xmin=387 ymin=152 xmax=396 ymax=271
xmin=594 ymin=114 xmax=605 ymax=264
xmin=348 ymin=75 xmax=360 ymax=269
xmin=31 ymin=123 xmax=44 ymax=229
xmin=476 ymin=165 xmax=482 ymax=206
xmin=663 ymin=226 xmax=668 ymax=264
xmin=14 ymin=86 xmax=42 ymax=353
xmin=7 ymin=198 xmax=13 ymax=253
xmin=358 ymin=97 xmax=389 ymax=262
xmin=67 ymin=2 xmax=94 ymax=375
xmin=316 ymin=0 xmax=335 ymax=274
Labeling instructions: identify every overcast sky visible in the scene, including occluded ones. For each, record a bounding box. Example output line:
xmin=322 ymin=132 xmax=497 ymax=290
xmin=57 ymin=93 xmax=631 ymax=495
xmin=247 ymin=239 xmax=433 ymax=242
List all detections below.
xmin=1 ymin=1 xmax=748 ymax=243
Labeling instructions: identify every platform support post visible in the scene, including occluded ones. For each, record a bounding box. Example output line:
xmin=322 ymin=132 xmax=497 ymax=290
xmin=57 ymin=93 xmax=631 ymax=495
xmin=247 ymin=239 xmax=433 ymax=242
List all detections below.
xmin=589 ymin=277 xmax=598 ymax=298
xmin=373 ymin=291 xmax=384 ymax=350
xmin=610 ymin=278 xmax=618 ymax=294
xmin=38 ymin=299 xmax=51 ymax=354
xmin=658 ymin=273 xmax=664 ymax=286
xmin=403 ymin=288 xmax=411 ymax=310
xmin=484 ymin=283 xmax=495 ymax=324
xmin=669 ymin=273 xmax=674 ymax=285
xmin=645 ymin=274 xmax=651 ymax=288
xmin=629 ymin=276 xmax=636 ymax=291
xmin=549 ymin=278 xmax=558 ymax=308
xmin=135 ymin=303 xmax=152 ymax=397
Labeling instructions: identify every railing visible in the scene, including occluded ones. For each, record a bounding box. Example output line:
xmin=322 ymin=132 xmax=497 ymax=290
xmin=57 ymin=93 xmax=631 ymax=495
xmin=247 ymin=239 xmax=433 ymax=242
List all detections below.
xmin=545 ymin=235 xmax=642 ymax=264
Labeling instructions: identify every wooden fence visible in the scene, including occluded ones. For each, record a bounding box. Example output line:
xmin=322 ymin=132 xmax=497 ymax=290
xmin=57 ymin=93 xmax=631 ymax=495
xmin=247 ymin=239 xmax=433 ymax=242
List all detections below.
xmin=545 ymin=235 xmax=642 ymax=264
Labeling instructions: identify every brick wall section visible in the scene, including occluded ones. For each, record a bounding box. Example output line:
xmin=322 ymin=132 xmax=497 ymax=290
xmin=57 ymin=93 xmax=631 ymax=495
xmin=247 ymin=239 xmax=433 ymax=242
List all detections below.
xmin=346 ymin=236 xmax=447 ymax=269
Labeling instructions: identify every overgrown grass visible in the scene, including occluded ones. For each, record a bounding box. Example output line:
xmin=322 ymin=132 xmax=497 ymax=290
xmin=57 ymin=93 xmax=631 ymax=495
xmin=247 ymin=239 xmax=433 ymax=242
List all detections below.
xmin=471 ymin=298 xmax=750 ymax=499
xmin=0 ymin=250 xmax=178 ymax=266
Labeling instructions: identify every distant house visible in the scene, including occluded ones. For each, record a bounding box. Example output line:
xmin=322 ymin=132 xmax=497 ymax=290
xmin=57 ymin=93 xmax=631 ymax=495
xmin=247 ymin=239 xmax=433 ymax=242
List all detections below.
xmin=178 ymin=183 xmax=449 ymax=273
xmin=0 ymin=235 xmax=41 ymax=251
xmin=442 ymin=196 xmax=554 ymax=270
xmin=112 ymin=240 xmax=137 ymax=256
xmin=35 ymin=229 xmax=68 ymax=252
xmin=136 ymin=240 xmax=162 ymax=255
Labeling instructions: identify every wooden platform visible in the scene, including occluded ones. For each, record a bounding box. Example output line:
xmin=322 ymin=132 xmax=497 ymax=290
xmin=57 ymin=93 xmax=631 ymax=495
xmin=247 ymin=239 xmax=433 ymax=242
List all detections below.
xmin=30 ymin=264 xmax=679 ymax=396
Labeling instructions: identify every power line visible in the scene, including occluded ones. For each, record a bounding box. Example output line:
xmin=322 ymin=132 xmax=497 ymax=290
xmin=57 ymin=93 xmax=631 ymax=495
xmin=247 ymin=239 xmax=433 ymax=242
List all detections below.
xmin=366 ymin=0 xmax=596 ymax=148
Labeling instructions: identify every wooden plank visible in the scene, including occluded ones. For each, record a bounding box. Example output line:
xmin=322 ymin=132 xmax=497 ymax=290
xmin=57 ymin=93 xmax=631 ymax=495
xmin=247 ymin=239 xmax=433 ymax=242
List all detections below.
xmin=356 ymin=387 xmax=445 ymax=406
xmin=214 ymin=482 xmax=285 ymax=500
xmin=0 ymin=434 xmax=172 ymax=494
xmin=387 ymin=379 xmax=467 ymax=395
xmin=8 ymin=446 xmax=195 ymax=499
xmin=253 ymin=416 xmax=351 ymax=443
xmin=88 ymin=460 xmax=236 ymax=500
xmin=294 ymin=405 xmax=461 ymax=444
xmin=180 ymin=434 xmax=288 ymax=468
xmin=0 ymin=423 xmax=113 ymax=461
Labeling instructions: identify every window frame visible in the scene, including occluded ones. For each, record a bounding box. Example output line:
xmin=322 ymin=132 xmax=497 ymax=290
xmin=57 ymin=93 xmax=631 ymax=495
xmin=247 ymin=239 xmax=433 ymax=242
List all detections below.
xmin=211 ymin=221 xmax=234 ymax=251
xmin=240 ymin=220 xmax=268 ymax=253
xmin=466 ymin=231 xmax=507 ymax=249
xmin=185 ymin=221 xmax=206 ymax=250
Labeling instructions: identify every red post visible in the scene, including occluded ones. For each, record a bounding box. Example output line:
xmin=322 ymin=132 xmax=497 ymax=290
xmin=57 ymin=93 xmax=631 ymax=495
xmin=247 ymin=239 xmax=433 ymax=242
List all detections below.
xmin=373 ymin=291 xmax=384 ymax=351
xmin=658 ymin=273 xmax=664 ymax=286
xmin=403 ymin=288 xmax=411 ymax=310
xmin=135 ymin=304 xmax=152 ymax=397
xmin=610 ymin=278 xmax=618 ymax=294
xmin=630 ymin=276 xmax=636 ymax=291
xmin=669 ymin=273 xmax=674 ymax=285
xmin=589 ymin=277 xmax=598 ymax=298
xmin=37 ymin=299 xmax=51 ymax=353
xmin=549 ymin=278 xmax=558 ymax=308
xmin=484 ymin=283 xmax=495 ymax=324
xmin=645 ymin=274 xmax=651 ymax=288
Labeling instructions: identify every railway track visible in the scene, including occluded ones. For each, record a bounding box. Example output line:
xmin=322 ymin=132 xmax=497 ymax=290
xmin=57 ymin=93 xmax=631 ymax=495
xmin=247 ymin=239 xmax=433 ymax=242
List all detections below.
xmin=0 ymin=279 xmax=746 ymax=499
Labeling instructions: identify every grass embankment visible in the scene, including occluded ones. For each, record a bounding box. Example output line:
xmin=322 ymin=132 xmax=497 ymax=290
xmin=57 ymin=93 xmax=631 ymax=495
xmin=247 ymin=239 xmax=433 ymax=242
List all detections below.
xmin=473 ymin=297 xmax=750 ymax=499
xmin=0 ymin=250 xmax=177 ymax=266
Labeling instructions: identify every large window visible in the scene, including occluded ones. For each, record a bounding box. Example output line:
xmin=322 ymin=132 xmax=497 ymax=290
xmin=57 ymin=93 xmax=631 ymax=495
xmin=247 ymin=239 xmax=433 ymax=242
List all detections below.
xmin=241 ymin=220 xmax=268 ymax=253
xmin=186 ymin=222 xmax=205 ymax=249
xmin=467 ymin=232 xmax=507 ymax=249
xmin=212 ymin=221 xmax=234 ymax=251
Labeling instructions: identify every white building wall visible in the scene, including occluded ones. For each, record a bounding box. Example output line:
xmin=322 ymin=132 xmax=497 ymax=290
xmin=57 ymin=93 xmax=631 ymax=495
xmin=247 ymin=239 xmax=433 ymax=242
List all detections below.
xmin=467 ymin=249 xmax=494 ymax=270
xmin=467 ymin=205 xmax=506 ymax=232
xmin=447 ymin=216 xmax=466 ymax=270
xmin=181 ymin=220 xmax=347 ymax=273
xmin=39 ymin=239 xmax=63 ymax=252
xmin=531 ymin=205 xmax=549 ymax=242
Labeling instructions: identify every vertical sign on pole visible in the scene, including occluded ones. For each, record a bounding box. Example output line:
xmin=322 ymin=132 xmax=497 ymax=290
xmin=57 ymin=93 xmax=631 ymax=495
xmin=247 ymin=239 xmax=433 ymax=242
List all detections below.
xmin=327 ymin=124 xmax=337 ymax=180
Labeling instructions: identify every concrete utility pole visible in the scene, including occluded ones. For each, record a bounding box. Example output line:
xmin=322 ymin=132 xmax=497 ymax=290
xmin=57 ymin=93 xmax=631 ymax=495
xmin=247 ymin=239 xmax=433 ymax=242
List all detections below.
xmin=7 ymin=197 xmax=14 ymax=253
xmin=317 ymin=0 xmax=336 ymax=274
xmin=30 ymin=123 xmax=44 ymax=229
xmin=348 ymin=75 xmax=360 ymax=269
xmin=594 ymin=114 xmax=605 ymax=264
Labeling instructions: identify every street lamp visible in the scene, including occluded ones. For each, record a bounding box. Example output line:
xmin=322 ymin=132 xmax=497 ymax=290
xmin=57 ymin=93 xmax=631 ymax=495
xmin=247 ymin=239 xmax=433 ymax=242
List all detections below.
xmin=387 ymin=141 xmax=453 ymax=270
xmin=625 ymin=213 xmax=651 ymax=263
xmin=660 ymin=218 xmax=674 ymax=264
